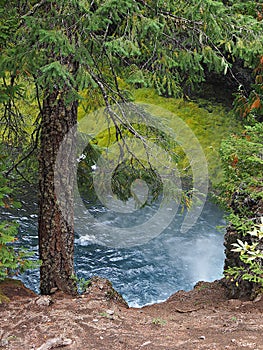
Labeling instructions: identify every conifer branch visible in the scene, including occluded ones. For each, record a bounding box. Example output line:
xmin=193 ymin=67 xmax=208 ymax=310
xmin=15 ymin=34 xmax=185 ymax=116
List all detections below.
xmin=21 ymin=0 xmax=48 ymax=18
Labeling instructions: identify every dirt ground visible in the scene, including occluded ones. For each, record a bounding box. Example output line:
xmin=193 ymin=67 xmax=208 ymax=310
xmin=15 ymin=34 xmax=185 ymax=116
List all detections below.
xmin=1 ymin=277 xmax=263 ymax=350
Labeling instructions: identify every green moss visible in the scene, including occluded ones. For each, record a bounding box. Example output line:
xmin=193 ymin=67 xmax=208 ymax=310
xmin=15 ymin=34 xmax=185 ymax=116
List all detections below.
xmin=0 ymin=278 xmax=35 ymax=303
xmin=0 ymin=278 xmax=22 ymax=303
xmin=0 ymin=290 xmax=10 ymax=303
xmin=132 ymin=88 xmax=242 ymax=186
xmin=77 ymin=87 xmax=241 ymax=189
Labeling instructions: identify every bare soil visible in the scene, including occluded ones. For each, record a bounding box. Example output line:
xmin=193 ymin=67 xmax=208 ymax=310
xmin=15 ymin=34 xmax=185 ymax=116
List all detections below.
xmin=1 ymin=277 xmax=263 ymax=350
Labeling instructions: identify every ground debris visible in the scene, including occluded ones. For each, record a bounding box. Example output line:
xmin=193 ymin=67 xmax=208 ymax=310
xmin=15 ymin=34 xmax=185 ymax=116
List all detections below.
xmin=35 ymin=295 xmax=53 ymax=307
xmin=1 ymin=279 xmax=263 ymax=350
xmin=36 ymin=337 xmax=72 ymax=350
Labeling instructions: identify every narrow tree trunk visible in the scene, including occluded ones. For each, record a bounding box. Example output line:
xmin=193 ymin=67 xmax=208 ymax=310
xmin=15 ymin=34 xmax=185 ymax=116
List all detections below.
xmin=38 ymin=90 xmax=78 ymax=295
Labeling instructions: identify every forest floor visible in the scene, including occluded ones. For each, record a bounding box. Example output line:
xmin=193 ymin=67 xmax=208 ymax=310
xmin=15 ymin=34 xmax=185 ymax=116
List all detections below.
xmin=0 ymin=277 xmax=263 ymax=350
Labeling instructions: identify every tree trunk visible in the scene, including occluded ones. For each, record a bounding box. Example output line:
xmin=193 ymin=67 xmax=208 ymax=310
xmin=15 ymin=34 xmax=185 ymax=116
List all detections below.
xmin=38 ymin=90 xmax=78 ymax=295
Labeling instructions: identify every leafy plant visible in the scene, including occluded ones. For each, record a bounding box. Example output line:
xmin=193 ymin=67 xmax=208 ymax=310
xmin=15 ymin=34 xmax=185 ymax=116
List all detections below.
xmin=152 ymin=317 xmax=167 ymax=326
xmin=71 ymin=274 xmax=91 ymax=294
xmin=225 ymin=218 xmax=263 ymax=287
xmin=0 ymin=152 xmax=38 ymax=281
xmin=234 ymin=56 xmax=263 ymax=123
xmin=217 ymin=122 xmax=263 ymax=207
xmin=218 ymin=74 xmax=263 ymax=295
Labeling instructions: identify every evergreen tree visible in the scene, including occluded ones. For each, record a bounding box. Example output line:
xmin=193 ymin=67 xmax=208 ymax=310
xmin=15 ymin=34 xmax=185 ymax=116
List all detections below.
xmin=1 ymin=0 xmax=262 ymax=295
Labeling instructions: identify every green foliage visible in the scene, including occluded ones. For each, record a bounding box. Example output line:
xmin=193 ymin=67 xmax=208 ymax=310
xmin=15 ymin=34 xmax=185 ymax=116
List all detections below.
xmin=71 ymin=274 xmax=91 ymax=294
xmin=226 ymin=213 xmax=254 ymax=236
xmin=39 ymin=61 xmax=75 ymax=93
xmin=218 ymin=122 xmax=263 ymax=205
xmin=218 ymin=81 xmax=263 ymax=292
xmin=0 ymin=6 xmax=17 ymax=45
xmin=77 ymin=89 xmax=240 ymax=214
xmin=135 ymin=0 xmax=263 ymax=95
xmin=152 ymin=317 xmax=167 ymax=326
xmin=0 ymin=152 xmax=38 ymax=281
xmin=132 ymin=88 xmax=241 ymax=186
xmin=0 ymin=222 xmax=37 ymax=282
xmin=223 ymin=1 xmax=262 ymax=19
xmin=1 ymin=0 xmax=263 ymax=106
xmin=225 ymin=219 xmax=263 ymax=287
xmin=111 ymin=159 xmax=163 ymax=204
xmin=233 ymin=56 xmax=263 ymax=123
xmin=1 ymin=0 xmax=262 ymax=183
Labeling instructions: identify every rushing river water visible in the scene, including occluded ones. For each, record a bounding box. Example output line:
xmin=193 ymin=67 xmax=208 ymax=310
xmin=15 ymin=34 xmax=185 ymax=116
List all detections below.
xmin=1 ymin=194 xmax=225 ymax=307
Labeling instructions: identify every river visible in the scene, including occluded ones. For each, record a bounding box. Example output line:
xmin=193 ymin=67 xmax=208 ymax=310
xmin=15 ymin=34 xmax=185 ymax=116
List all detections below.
xmin=1 ymin=191 xmax=225 ymax=307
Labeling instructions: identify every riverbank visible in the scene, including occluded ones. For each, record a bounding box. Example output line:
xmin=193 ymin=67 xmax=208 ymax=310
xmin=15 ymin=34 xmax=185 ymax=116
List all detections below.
xmin=1 ymin=277 xmax=263 ymax=349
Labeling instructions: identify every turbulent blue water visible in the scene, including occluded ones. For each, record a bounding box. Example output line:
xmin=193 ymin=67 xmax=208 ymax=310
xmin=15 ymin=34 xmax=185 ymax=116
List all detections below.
xmin=1 ymin=196 xmax=225 ymax=307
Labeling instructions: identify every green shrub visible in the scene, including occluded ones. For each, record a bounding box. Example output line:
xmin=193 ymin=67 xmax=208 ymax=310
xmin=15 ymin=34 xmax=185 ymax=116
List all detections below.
xmin=226 ymin=219 xmax=263 ymax=287
xmin=218 ymin=122 xmax=263 ymax=206
xmin=218 ymin=118 xmax=263 ymax=293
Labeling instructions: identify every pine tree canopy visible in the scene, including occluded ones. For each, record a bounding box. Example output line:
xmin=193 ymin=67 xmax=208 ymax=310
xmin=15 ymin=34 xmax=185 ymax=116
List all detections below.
xmin=1 ymin=0 xmax=263 ymax=108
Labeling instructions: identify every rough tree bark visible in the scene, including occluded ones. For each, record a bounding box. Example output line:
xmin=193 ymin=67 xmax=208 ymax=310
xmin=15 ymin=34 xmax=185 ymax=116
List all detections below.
xmin=38 ymin=89 xmax=78 ymax=295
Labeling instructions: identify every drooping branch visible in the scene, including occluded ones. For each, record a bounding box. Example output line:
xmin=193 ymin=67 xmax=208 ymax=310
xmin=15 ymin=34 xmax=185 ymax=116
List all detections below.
xmin=20 ymin=0 xmax=48 ymax=19
xmin=4 ymin=123 xmax=41 ymax=178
